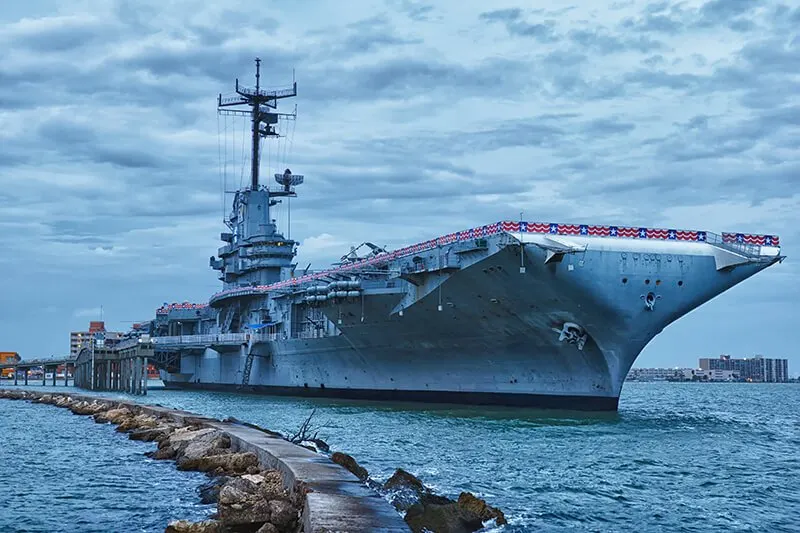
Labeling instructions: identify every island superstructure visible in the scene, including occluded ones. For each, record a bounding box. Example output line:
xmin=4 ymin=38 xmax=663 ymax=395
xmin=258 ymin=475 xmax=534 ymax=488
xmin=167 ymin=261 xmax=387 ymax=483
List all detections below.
xmin=146 ymin=60 xmax=784 ymax=411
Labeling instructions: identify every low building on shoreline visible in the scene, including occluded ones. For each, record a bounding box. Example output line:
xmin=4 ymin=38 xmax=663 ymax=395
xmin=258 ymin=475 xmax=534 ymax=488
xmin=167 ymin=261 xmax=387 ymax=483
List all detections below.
xmin=627 ymin=354 xmax=790 ymax=383
xmin=700 ymin=355 xmax=789 ymax=383
xmin=680 ymin=368 xmax=739 ymax=382
xmin=626 ymin=367 xmax=692 ymax=381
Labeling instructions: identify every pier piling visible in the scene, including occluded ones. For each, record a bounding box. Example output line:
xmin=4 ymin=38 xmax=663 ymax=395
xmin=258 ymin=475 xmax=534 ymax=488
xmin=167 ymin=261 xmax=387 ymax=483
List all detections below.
xmin=1 ymin=343 xmax=149 ymax=395
xmin=71 ymin=340 xmax=152 ymax=395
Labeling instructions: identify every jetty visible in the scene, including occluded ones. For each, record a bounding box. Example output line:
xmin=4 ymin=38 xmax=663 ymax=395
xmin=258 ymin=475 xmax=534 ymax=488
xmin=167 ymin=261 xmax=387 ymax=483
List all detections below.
xmin=0 ymin=389 xmax=410 ymax=532
xmin=0 ymin=389 xmax=507 ymax=532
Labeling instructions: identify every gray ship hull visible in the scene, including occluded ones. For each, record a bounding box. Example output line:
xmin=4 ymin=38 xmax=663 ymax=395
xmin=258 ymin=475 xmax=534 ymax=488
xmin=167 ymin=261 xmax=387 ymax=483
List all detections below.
xmin=161 ymin=238 xmax=780 ymax=410
xmin=163 ymin=382 xmax=620 ymax=410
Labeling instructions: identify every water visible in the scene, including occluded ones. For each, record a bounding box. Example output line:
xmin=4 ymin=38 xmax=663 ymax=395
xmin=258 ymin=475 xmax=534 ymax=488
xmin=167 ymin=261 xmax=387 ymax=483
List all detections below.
xmin=1 ymin=382 xmax=798 ymax=532
xmin=0 ymin=396 xmax=213 ymax=533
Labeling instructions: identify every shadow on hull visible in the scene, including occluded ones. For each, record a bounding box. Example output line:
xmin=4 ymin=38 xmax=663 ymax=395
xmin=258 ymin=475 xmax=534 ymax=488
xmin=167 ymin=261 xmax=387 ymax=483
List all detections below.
xmin=162 ymin=381 xmax=620 ymax=412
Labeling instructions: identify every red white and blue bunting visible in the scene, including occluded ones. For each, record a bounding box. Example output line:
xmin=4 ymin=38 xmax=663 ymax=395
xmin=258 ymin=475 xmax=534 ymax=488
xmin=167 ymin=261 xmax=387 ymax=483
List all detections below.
xmin=208 ymin=220 xmax=780 ymax=299
xmin=722 ymin=232 xmax=779 ymax=246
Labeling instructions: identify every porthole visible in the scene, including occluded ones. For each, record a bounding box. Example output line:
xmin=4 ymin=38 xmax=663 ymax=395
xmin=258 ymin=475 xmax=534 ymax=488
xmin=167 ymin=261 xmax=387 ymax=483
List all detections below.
xmin=678 ymin=280 xmax=683 ymax=287
xmin=622 ymin=277 xmax=628 ymax=284
xmin=655 ymin=280 xmax=661 ymax=286
xmin=645 ymin=279 xmax=651 ymax=285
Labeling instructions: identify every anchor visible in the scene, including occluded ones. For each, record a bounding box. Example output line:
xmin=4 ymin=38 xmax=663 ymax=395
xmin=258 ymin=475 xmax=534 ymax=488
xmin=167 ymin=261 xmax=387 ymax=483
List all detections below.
xmin=557 ymin=322 xmax=588 ymax=351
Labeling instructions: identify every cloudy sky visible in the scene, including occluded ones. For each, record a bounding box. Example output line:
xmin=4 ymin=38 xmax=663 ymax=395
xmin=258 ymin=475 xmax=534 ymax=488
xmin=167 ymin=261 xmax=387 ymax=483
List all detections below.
xmin=1 ymin=0 xmax=798 ymax=374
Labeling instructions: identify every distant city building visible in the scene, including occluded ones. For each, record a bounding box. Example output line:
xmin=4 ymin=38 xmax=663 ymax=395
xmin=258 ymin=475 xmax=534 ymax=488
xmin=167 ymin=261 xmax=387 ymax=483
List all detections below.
xmin=699 ymin=355 xmax=789 ymax=383
xmin=626 ymin=367 xmax=692 ymax=381
xmin=69 ymin=321 xmax=123 ymax=357
xmin=680 ymin=368 xmax=739 ymax=382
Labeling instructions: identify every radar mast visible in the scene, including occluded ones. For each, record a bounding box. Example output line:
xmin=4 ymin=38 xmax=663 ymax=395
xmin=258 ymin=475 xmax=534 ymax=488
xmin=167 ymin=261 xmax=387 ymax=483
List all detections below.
xmin=217 ymin=58 xmax=298 ymax=191
xmin=211 ymin=59 xmax=304 ymax=290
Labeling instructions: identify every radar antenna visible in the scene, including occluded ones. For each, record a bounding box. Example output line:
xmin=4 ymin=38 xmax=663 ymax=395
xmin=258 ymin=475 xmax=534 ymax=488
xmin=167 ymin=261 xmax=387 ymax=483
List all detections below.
xmin=217 ymin=58 xmax=297 ymax=191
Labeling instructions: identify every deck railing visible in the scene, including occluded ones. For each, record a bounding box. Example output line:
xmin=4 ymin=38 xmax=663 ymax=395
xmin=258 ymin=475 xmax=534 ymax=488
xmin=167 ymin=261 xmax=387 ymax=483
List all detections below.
xmin=206 ymin=219 xmax=780 ymax=301
xmin=150 ymin=332 xmax=285 ymax=347
xmin=705 ymin=231 xmax=762 ymax=257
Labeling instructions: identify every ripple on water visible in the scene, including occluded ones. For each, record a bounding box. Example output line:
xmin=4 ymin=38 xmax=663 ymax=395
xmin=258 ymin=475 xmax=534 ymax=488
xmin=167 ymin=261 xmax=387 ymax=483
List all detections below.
xmin=0 ymin=399 xmax=213 ymax=533
xmin=1 ymin=381 xmax=798 ymax=532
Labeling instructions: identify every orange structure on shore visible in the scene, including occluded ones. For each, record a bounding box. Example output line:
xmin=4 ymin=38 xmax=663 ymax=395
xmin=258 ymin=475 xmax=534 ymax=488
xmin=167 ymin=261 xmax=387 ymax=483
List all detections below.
xmin=0 ymin=352 xmax=21 ymax=378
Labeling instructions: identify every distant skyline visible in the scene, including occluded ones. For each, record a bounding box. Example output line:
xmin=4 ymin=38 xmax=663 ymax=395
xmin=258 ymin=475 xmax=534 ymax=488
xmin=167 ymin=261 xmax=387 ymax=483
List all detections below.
xmin=1 ymin=0 xmax=797 ymax=372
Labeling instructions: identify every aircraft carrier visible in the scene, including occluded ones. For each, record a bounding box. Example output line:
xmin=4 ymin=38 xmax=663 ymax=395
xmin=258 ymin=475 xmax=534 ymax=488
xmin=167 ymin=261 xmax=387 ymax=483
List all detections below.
xmin=148 ymin=60 xmax=784 ymax=411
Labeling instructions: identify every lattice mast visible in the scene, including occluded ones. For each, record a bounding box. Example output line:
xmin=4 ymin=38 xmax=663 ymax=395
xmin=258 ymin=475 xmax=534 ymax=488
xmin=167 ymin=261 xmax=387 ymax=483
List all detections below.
xmin=217 ymin=58 xmax=298 ymax=191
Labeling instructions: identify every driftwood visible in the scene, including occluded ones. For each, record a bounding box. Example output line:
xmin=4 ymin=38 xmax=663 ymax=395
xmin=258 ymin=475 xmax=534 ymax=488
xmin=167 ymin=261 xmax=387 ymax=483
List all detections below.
xmin=286 ymin=409 xmax=322 ymax=444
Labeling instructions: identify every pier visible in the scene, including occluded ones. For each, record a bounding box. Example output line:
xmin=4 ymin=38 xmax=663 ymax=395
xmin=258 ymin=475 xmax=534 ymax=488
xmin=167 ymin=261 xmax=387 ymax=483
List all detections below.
xmin=1 ymin=335 xmax=244 ymax=396
xmin=0 ymin=357 xmax=74 ymax=387
xmin=72 ymin=338 xmax=155 ymax=395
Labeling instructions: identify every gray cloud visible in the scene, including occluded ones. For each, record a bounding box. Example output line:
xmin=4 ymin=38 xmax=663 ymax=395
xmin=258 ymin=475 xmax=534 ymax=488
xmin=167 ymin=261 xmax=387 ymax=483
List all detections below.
xmin=696 ymin=0 xmax=758 ymax=26
xmin=479 ymin=8 xmax=558 ymax=42
xmin=304 ymin=15 xmax=423 ymax=61
xmin=568 ymin=28 xmax=664 ymax=54
xmin=621 ymin=0 xmax=769 ymax=35
xmin=301 ymin=56 xmax=534 ymax=103
xmin=387 ymin=0 xmax=435 ymax=21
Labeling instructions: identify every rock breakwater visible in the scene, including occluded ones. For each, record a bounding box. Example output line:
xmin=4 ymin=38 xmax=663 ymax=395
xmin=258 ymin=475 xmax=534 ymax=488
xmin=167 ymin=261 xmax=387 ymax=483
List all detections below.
xmin=331 ymin=452 xmax=507 ymax=533
xmin=1 ymin=389 xmax=304 ymax=533
xmin=1 ymin=389 xmax=506 ymax=532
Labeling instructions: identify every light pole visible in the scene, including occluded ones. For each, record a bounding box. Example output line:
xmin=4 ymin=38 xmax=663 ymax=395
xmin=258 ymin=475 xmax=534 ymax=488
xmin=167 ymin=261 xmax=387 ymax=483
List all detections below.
xmin=90 ymin=338 xmax=95 ymax=390
xmin=177 ymin=321 xmax=182 ymax=344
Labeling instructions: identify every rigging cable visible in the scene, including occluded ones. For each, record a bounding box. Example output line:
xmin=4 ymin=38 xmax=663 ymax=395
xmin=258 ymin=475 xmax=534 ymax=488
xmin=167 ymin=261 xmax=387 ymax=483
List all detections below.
xmin=232 ymin=111 xmax=237 ymax=191
xmin=281 ymin=116 xmax=289 ymax=170
xmin=287 ymin=106 xmax=297 ymax=163
xmin=240 ymin=114 xmax=247 ymax=189
xmin=286 ymin=114 xmax=296 ymax=237
xmin=217 ymin=111 xmax=224 ymax=221
xmin=223 ymin=112 xmax=229 ymax=223
xmin=275 ymin=119 xmax=282 ymax=171
xmin=267 ymin=128 xmax=272 ymax=183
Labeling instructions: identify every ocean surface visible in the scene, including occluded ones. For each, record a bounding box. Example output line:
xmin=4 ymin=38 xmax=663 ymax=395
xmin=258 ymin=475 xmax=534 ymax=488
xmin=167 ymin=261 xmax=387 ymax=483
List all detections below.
xmin=0 ymin=393 xmax=213 ymax=532
xmin=0 ymin=382 xmax=798 ymax=533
